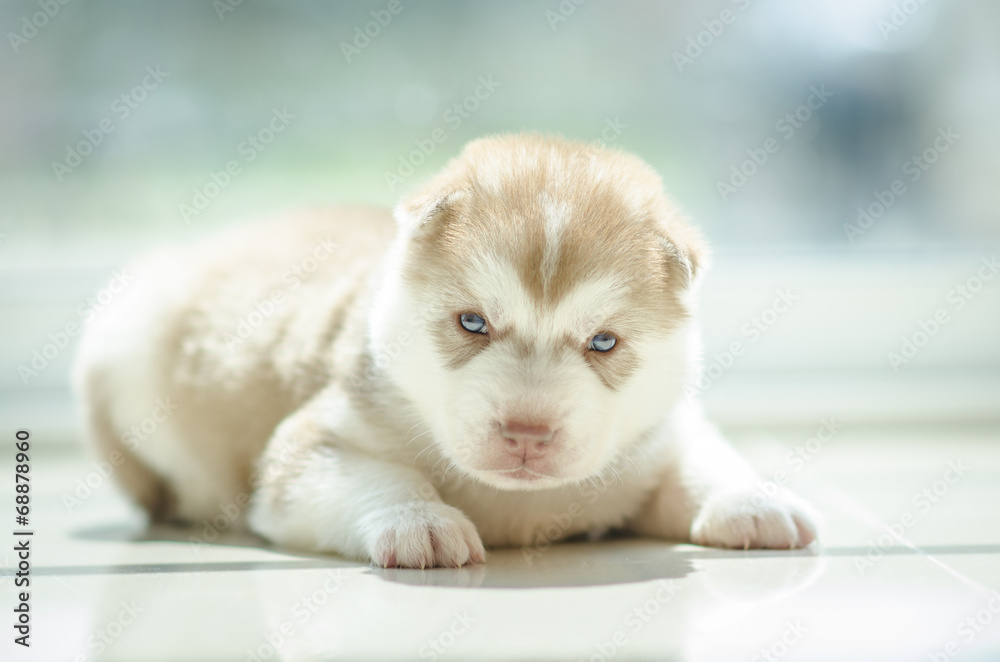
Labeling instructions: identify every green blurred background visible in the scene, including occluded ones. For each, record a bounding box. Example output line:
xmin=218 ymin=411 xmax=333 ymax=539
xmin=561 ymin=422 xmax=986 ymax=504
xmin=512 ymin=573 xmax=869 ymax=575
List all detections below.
xmin=3 ymin=0 xmax=999 ymax=436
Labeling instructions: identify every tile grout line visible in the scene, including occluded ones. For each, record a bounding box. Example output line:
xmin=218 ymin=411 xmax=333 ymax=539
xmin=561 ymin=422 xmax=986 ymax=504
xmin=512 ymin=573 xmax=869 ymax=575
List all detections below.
xmin=812 ymin=478 xmax=995 ymax=597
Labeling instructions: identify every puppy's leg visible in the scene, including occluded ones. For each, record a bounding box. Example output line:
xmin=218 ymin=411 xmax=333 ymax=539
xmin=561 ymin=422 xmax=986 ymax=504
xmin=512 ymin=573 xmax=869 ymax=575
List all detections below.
xmin=247 ymin=401 xmax=485 ymax=568
xmin=631 ymin=405 xmax=818 ymax=549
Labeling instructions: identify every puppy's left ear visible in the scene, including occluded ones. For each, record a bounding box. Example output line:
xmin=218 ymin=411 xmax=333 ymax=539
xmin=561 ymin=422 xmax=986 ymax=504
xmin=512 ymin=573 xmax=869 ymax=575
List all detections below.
xmin=667 ymin=221 xmax=710 ymax=287
xmin=655 ymin=213 xmax=710 ymax=289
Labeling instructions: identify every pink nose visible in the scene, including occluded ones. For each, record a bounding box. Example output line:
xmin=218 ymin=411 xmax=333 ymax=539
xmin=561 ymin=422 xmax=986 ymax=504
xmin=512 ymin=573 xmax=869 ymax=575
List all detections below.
xmin=500 ymin=421 xmax=554 ymax=459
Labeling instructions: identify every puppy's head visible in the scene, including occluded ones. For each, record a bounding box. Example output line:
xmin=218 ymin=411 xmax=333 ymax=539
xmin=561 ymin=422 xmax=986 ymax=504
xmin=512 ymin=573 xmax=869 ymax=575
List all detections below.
xmin=371 ymin=134 xmax=706 ymax=490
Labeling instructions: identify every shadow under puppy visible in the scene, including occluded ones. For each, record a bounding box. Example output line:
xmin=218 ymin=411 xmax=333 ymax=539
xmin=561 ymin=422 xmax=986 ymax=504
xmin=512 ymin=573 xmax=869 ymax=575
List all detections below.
xmin=74 ymin=134 xmax=818 ymax=568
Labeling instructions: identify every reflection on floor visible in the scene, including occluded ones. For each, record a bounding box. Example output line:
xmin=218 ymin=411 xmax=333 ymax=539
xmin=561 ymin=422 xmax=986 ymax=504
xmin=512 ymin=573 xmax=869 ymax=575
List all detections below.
xmin=3 ymin=423 xmax=1000 ymax=661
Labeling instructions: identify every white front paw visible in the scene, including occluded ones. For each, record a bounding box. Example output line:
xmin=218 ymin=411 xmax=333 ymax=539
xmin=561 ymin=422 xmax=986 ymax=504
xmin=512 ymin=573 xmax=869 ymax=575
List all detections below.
xmin=363 ymin=502 xmax=486 ymax=568
xmin=691 ymin=489 xmax=819 ymax=550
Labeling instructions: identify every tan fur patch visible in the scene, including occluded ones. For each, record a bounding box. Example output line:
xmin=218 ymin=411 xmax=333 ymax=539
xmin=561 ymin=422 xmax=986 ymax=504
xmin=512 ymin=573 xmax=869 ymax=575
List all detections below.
xmin=433 ymin=315 xmax=491 ymax=371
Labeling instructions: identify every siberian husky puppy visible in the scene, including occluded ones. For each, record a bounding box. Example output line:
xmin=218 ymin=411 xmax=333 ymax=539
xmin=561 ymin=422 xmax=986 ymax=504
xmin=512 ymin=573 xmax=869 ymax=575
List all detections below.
xmin=75 ymin=134 xmax=818 ymax=567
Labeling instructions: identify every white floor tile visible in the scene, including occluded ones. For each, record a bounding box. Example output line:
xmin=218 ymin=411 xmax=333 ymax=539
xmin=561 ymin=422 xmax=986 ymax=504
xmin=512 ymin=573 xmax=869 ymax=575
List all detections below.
xmin=3 ymin=424 xmax=999 ymax=661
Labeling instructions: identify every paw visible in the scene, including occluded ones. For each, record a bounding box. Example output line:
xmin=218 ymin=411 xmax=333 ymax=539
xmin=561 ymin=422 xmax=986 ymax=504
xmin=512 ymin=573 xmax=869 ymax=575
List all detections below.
xmin=691 ymin=489 xmax=819 ymax=550
xmin=364 ymin=502 xmax=486 ymax=568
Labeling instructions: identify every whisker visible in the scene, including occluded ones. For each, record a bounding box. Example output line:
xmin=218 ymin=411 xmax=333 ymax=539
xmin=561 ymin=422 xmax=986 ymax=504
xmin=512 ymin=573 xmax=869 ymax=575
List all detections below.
xmin=620 ymin=451 xmax=641 ymax=475
xmin=429 ymin=455 xmax=448 ymax=475
xmin=405 ymin=429 xmax=432 ymax=448
xmin=403 ymin=420 xmax=424 ymax=438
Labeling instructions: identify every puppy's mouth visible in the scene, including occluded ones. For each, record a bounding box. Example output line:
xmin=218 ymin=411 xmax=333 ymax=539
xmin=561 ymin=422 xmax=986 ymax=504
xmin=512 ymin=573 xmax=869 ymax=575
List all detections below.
xmin=446 ymin=424 xmax=586 ymax=490
xmin=490 ymin=466 xmax=553 ymax=482
xmin=470 ymin=464 xmax=569 ymax=490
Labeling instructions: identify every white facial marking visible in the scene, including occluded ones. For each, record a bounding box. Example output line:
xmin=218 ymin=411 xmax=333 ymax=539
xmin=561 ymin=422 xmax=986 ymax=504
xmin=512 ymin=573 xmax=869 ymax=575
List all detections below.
xmin=550 ymin=274 xmax=629 ymax=338
xmin=540 ymin=193 xmax=570 ymax=298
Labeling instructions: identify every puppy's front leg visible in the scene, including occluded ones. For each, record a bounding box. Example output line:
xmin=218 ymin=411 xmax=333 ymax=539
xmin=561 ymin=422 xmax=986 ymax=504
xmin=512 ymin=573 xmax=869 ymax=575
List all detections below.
xmin=248 ymin=399 xmax=485 ymax=568
xmin=631 ymin=404 xmax=818 ymax=549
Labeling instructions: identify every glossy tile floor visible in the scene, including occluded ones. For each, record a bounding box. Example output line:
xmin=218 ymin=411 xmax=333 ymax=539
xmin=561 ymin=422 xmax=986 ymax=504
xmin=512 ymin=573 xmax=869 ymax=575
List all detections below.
xmin=3 ymin=423 xmax=1000 ymax=662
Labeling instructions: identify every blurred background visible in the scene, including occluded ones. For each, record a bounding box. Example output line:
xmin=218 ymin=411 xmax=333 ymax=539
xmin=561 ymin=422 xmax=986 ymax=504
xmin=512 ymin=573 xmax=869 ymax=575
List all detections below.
xmin=2 ymin=0 xmax=999 ymax=441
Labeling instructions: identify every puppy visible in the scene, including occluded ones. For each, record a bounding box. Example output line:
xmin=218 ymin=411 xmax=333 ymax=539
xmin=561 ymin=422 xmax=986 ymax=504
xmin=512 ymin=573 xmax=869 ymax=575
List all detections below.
xmin=74 ymin=134 xmax=818 ymax=567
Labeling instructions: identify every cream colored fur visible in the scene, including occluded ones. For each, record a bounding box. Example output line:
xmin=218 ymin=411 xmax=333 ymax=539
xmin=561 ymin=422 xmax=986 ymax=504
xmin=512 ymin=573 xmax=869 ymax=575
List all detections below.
xmin=74 ymin=134 xmax=818 ymax=568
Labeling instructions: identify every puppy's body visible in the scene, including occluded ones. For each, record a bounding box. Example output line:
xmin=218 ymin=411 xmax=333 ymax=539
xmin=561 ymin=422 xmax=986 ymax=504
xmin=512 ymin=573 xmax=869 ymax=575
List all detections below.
xmin=75 ymin=135 xmax=818 ymax=566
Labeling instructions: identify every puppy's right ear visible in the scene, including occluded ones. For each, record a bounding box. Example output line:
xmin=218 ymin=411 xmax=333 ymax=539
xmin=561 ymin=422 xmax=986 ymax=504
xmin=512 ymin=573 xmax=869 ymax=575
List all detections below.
xmin=393 ymin=189 xmax=466 ymax=238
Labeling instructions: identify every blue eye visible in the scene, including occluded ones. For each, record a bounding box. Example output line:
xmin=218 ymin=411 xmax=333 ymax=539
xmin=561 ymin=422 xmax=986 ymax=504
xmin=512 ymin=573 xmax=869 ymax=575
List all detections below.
xmin=588 ymin=333 xmax=617 ymax=352
xmin=459 ymin=313 xmax=488 ymax=334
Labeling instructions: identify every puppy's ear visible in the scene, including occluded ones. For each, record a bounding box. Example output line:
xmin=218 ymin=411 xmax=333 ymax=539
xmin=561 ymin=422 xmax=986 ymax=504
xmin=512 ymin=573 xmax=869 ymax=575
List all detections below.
xmin=392 ymin=190 xmax=466 ymax=237
xmin=655 ymin=213 xmax=710 ymax=288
